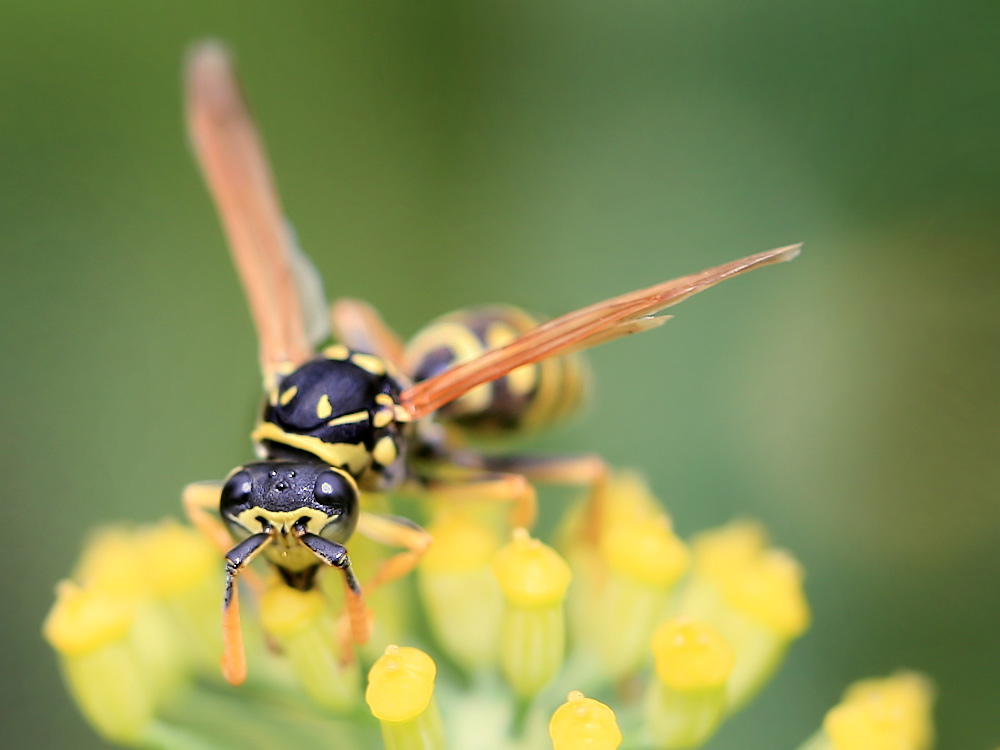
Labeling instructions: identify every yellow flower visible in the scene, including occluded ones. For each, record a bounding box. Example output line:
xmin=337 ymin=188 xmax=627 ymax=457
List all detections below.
xmin=366 ymin=645 xmax=445 ymax=750
xmin=44 ymin=471 xmax=935 ymax=750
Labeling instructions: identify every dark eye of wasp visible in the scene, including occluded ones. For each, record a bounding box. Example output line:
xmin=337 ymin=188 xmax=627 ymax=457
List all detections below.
xmin=313 ymin=468 xmax=359 ymax=542
xmin=219 ymin=469 xmax=253 ymax=514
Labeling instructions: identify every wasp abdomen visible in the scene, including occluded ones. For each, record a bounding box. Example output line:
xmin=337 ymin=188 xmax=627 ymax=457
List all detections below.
xmin=405 ymin=306 xmax=588 ymax=437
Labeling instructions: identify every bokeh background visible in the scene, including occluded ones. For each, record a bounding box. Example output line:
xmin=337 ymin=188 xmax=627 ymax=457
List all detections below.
xmin=1 ymin=1 xmax=997 ymax=748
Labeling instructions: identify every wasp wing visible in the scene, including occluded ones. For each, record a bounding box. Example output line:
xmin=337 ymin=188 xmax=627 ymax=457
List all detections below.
xmin=285 ymin=222 xmax=332 ymax=352
xmin=400 ymin=243 xmax=801 ymax=419
xmin=186 ymin=43 xmax=325 ymax=385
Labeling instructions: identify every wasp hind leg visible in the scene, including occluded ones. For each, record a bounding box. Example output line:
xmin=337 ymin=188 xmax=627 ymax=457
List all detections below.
xmin=412 ymin=466 xmax=539 ymax=529
xmin=470 ymin=453 xmax=610 ymax=543
xmin=356 ymin=512 xmax=434 ymax=591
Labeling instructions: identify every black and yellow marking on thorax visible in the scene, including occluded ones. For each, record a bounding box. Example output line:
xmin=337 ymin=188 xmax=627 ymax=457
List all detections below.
xmin=255 ymin=350 xmax=409 ymax=488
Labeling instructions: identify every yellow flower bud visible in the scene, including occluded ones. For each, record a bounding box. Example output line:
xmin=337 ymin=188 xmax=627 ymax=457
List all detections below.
xmin=644 ymin=617 xmax=733 ymax=748
xmin=260 ymin=583 xmax=326 ymax=637
xmin=44 ymin=581 xmax=134 ymax=657
xmin=366 ymin=645 xmax=446 ymax=750
xmin=550 ymin=691 xmax=622 ymax=750
xmin=418 ymin=513 xmax=503 ymax=670
xmin=651 ymin=617 xmax=734 ymax=692
xmin=601 ymin=515 xmax=688 ymax=588
xmin=74 ymin=527 xmax=146 ymax=599
xmin=824 ymin=672 xmax=935 ymax=750
xmin=493 ymin=528 xmax=572 ymax=607
xmin=494 ymin=530 xmax=571 ymax=697
xmin=43 ymin=582 xmax=153 ymax=744
xmin=691 ymin=521 xmax=767 ymax=583
xmin=678 ymin=521 xmax=810 ymax=710
xmin=717 ymin=549 xmax=810 ymax=638
xmin=140 ymin=520 xmax=217 ymax=599
xmin=573 ymin=513 xmax=689 ymax=680
xmin=261 ymin=583 xmax=360 ymax=711
xmin=366 ymin=644 xmax=437 ymax=723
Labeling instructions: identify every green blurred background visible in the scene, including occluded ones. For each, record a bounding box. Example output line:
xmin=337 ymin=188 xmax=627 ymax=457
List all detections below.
xmin=1 ymin=1 xmax=997 ymax=748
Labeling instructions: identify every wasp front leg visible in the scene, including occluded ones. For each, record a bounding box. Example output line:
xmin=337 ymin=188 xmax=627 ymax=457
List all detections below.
xmin=221 ymin=533 xmax=272 ymax=685
xmin=182 ymin=481 xmax=231 ymax=553
xmin=297 ymin=531 xmax=371 ymax=651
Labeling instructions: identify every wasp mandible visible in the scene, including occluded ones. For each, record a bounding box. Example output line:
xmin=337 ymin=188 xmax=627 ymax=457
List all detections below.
xmin=180 ymin=43 xmax=800 ymax=686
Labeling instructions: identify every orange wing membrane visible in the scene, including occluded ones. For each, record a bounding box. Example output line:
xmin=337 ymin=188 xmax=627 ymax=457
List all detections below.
xmin=186 ymin=43 xmax=314 ymax=384
xmin=400 ymin=244 xmax=801 ymax=420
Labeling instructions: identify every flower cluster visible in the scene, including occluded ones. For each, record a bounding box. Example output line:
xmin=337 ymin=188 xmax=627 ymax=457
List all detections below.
xmin=44 ymin=473 xmax=934 ymax=749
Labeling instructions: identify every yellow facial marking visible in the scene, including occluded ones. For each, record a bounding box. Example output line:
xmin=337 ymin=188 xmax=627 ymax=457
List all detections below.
xmin=375 ymin=393 xmax=394 ymax=407
xmin=351 ymin=352 xmax=387 ymax=376
xmin=229 ymin=507 xmax=343 ymax=572
xmin=279 ymin=386 xmax=298 ymax=406
xmin=234 ymin=507 xmax=334 ymax=537
xmin=316 ymin=394 xmax=333 ymax=420
xmin=323 ymin=344 xmax=350 ymax=361
xmin=393 ymin=405 xmax=412 ymax=423
xmin=372 ymin=435 xmax=398 ymax=467
xmin=373 ymin=408 xmax=394 ymax=429
xmin=326 ymin=410 xmax=369 ymax=427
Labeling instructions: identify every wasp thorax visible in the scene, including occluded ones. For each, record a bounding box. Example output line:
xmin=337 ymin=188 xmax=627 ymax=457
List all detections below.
xmin=220 ymin=461 xmax=360 ymax=545
xmin=252 ymin=351 xmax=408 ymax=487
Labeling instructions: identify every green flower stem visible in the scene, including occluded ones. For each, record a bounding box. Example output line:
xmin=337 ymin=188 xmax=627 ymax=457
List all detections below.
xmin=379 ymin=696 xmax=447 ymax=750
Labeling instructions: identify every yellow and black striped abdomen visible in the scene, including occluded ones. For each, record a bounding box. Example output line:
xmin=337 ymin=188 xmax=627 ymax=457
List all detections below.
xmin=404 ymin=305 xmax=588 ymax=437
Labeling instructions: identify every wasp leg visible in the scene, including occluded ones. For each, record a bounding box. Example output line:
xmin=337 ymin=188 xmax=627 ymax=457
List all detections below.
xmin=182 ymin=482 xmax=231 ymax=552
xmin=222 ymin=532 xmax=272 ymax=686
xmin=469 ymin=453 xmax=609 ymax=543
xmin=298 ymin=533 xmax=371 ymax=648
xmin=183 ymin=482 xmax=266 ymax=593
xmin=412 ymin=467 xmax=539 ymax=529
xmin=330 ymin=298 xmax=407 ymax=372
xmin=356 ymin=512 xmax=433 ymax=591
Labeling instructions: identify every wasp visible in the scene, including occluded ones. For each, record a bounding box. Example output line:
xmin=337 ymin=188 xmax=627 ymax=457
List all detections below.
xmin=180 ymin=43 xmax=800 ymax=686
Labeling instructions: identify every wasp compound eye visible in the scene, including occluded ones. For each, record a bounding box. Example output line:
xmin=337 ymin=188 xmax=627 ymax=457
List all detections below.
xmin=220 ymin=470 xmax=253 ymax=512
xmin=314 ymin=469 xmax=354 ymax=508
xmin=314 ymin=468 xmax=360 ymax=543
